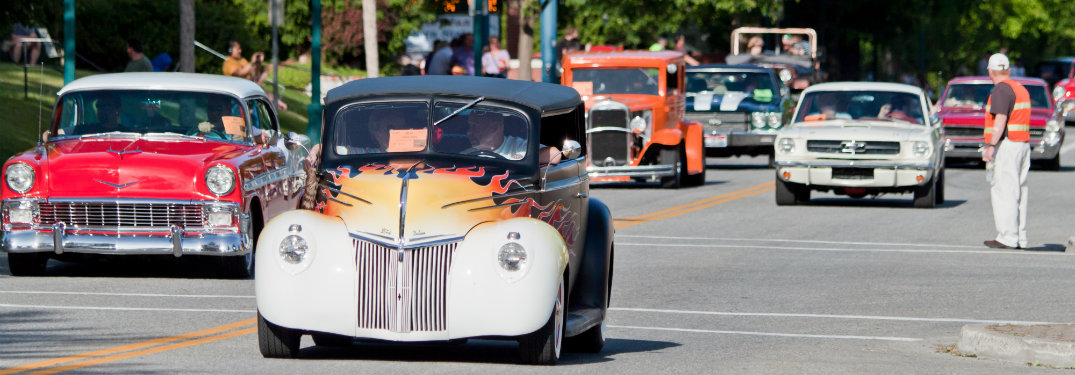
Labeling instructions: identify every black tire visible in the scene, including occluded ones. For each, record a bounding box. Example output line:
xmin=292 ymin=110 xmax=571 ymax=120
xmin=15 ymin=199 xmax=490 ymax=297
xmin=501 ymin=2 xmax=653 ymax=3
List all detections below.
xmin=775 ymin=179 xmax=798 ymax=206
xmin=565 ymin=265 xmax=609 ymax=353
xmin=660 ymin=147 xmax=682 ymax=189
xmin=311 ymin=333 xmax=352 ymax=347
xmin=935 ymin=168 xmax=945 ymax=204
xmin=222 ymin=211 xmax=258 ymax=279
xmin=7 ymin=252 xmax=48 ymax=276
xmin=519 ymin=276 xmax=564 ymax=365
xmin=682 ymin=149 xmax=706 ymax=187
xmin=913 ymin=176 xmax=937 ymax=208
xmin=258 ymin=311 xmax=301 ymax=358
xmin=1044 ymin=154 xmax=1061 ymax=171
xmin=767 ymin=153 xmax=776 ymax=168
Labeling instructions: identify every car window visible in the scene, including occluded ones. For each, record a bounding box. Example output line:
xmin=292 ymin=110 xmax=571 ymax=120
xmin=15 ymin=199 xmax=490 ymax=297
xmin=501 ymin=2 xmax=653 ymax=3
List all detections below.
xmin=332 ymin=102 xmax=430 ymax=155
xmin=51 ymin=90 xmax=246 ymax=141
xmin=686 ymin=71 xmax=777 ymax=102
xmin=431 ymin=103 xmax=530 ymax=160
xmin=571 ymin=68 xmax=660 ymax=96
xmin=1026 ymin=84 xmax=1052 ymax=109
xmin=943 ymin=83 xmax=1051 ymax=109
xmin=795 ymin=90 xmax=924 ymax=124
xmin=246 ymin=99 xmax=277 ymax=144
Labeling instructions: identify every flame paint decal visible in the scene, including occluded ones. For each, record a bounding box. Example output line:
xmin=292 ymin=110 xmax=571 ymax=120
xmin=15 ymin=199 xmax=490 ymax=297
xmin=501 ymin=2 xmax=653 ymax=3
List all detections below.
xmin=315 ymin=162 xmax=578 ymax=246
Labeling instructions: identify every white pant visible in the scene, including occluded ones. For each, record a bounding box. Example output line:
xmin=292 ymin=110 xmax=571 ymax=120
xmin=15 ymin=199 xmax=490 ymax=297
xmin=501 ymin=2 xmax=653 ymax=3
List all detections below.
xmin=990 ymin=140 xmax=1030 ymax=248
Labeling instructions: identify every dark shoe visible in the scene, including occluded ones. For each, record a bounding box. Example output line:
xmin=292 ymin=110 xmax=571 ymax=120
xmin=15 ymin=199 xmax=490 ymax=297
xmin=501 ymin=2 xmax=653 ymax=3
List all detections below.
xmin=984 ymin=240 xmax=1015 ymax=249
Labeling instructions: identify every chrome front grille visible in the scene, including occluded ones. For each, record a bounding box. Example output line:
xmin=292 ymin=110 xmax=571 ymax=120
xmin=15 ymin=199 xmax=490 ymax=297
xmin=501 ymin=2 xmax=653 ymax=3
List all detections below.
xmin=685 ymin=112 xmax=749 ymax=133
xmin=355 ymin=238 xmax=457 ymax=333
xmin=37 ymin=201 xmax=205 ymax=229
xmin=590 ymin=109 xmax=628 ymax=129
xmin=945 ymin=127 xmax=982 ymax=138
xmin=806 ymin=140 xmax=900 ymax=155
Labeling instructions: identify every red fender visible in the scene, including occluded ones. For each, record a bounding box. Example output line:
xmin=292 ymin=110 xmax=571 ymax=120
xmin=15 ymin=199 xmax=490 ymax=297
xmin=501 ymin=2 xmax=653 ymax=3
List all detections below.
xmin=680 ymin=121 xmax=704 ymax=174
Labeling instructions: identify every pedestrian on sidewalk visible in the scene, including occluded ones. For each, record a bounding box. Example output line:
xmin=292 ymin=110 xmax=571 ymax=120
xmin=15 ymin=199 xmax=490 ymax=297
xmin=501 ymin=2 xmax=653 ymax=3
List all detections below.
xmin=124 ymin=38 xmax=153 ymax=72
xmin=981 ymin=53 xmax=1031 ymax=250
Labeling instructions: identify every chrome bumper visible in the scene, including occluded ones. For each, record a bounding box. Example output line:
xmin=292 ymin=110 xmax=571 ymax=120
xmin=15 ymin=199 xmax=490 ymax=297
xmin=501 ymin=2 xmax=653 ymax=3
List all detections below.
xmin=2 ymin=215 xmax=251 ymax=257
xmin=704 ymin=131 xmax=777 ymax=149
xmin=587 ymin=164 xmax=676 ymax=179
xmin=944 ymin=140 xmax=1061 ymax=160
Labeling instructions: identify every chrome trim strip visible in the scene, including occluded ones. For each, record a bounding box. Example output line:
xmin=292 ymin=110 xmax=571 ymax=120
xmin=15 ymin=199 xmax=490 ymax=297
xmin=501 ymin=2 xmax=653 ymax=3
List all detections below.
xmin=440 ymin=188 xmax=534 ymax=209
xmin=171 ymin=225 xmax=182 ymax=257
xmin=320 ymin=184 xmax=372 ymax=205
xmin=326 ymin=196 xmax=353 ymax=207
xmin=44 ymin=198 xmax=230 ymax=205
xmin=773 ymin=160 xmax=934 ymax=168
xmin=467 ymin=200 xmax=529 ymax=212
xmin=350 ymin=232 xmax=464 ymax=250
xmin=587 ymin=164 xmax=677 ymax=178
xmin=586 ymin=127 xmax=632 ymax=134
xmin=52 ymin=223 xmax=64 ymax=254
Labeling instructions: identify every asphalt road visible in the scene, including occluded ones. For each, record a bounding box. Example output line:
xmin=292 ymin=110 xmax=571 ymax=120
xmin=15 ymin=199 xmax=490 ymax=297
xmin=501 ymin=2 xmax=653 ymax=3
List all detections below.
xmin=1 ymin=135 xmax=1073 ymax=374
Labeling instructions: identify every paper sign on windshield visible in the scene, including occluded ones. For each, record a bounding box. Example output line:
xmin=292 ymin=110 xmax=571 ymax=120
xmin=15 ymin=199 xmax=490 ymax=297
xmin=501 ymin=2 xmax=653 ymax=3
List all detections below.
xmin=386 ymin=129 xmax=427 ymax=152
xmin=222 ymin=116 xmax=245 ymax=137
xmin=572 ymin=81 xmax=594 ymax=97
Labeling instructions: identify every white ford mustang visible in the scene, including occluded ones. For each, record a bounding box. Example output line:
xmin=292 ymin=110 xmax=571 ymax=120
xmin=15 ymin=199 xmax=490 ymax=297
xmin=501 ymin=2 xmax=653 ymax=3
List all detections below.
xmin=773 ymin=82 xmax=945 ymax=208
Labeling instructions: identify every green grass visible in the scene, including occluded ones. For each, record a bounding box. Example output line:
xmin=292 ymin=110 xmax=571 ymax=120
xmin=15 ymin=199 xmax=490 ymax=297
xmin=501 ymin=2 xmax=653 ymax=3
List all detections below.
xmin=0 ymin=61 xmax=317 ymax=160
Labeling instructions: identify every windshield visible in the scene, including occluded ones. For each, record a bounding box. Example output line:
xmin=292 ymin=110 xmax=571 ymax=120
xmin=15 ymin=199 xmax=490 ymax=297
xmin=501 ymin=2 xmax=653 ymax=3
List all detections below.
xmin=332 ymin=102 xmax=530 ymax=160
xmin=942 ymin=83 xmax=1051 ymax=110
xmin=53 ymin=90 xmax=253 ymax=141
xmin=686 ymin=71 xmax=777 ymax=101
xmin=570 ymin=68 xmax=660 ymax=96
xmin=794 ymin=90 xmax=925 ymax=124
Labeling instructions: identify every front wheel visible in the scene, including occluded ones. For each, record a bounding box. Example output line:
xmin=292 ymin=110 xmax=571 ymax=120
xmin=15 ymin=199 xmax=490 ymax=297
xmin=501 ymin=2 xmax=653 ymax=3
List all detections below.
xmin=258 ymin=312 xmax=301 ymax=358
xmin=518 ymin=275 xmax=564 ymax=365
xmin=7 ymin=252 xmax=48 ymax=276
xmin=913 ymin=176 xmax=937 ymax=208
xmin=660 ymin=147 xmax=682 ymax=189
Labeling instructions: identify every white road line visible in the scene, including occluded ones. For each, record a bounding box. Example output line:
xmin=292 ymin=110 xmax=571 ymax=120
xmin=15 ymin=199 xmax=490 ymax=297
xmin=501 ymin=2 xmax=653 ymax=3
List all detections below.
xmin=610 ymin=325 xmax=922 ymax=342
xmin=0 ymin=303 xmax=254 ymax=313
xmin=617 ymin=242 xmax=1060 ymax=255
xmin=611 ymin=307 xmax=1058 ymax=325
xmin=0 ymin=291 xmax=254 ymax=298
xmin=617 ymin=234 xmax=984 ymax=249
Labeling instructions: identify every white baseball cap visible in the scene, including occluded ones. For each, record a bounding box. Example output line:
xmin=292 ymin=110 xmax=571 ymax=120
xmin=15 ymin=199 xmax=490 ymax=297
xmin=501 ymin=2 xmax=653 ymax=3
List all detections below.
xmin=987 ymin=53 xmax=1010 ymax=71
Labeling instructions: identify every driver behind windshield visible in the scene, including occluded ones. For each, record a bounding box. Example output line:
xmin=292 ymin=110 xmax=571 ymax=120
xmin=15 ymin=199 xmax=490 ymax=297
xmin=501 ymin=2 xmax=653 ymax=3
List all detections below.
xmin=76 ymin=94 xmax=131 ymax=134
xmin=467 ymin=110 xmax=527 ymax=160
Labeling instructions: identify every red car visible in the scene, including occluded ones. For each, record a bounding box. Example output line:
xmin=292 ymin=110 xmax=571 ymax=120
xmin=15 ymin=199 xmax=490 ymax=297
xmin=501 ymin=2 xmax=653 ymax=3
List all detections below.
xmin=936 ymin=76 xmax=1064 ymax=169
xmin=1039 ymin=57 xmax=1075 ymax=125
xmin=1 ymin=73 xmax=308 ymax=277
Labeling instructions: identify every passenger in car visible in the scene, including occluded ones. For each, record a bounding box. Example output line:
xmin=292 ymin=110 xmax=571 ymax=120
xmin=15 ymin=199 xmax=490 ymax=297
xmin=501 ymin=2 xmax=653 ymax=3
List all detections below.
xmin=77 ymin=94 xmax=132 ymax=134
xmin=466 ymin=110 xmax=561 ymax=164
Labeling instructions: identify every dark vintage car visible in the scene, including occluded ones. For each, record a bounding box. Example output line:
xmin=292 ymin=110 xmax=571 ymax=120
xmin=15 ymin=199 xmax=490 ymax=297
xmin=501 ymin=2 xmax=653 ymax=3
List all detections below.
xmin=255 ymin=76 xmax=615 ymax=365
xmin=937 ymin=76 xmax=1064 ymax=169
xmin=1 ymin=73 xmax=308 ymax=278
xmin=685 ymin=64 xmax=791 ymax=165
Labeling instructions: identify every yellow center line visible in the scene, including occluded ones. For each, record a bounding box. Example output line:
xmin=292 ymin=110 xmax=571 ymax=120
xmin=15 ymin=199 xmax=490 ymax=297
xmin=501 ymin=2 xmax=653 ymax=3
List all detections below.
xmin=25 ymin=327 xmax=258 ymax=375
xmin=613 ymin=181 xmax=774 ymax=229
xmin=1 ymin=318 xmax=255 ymax=375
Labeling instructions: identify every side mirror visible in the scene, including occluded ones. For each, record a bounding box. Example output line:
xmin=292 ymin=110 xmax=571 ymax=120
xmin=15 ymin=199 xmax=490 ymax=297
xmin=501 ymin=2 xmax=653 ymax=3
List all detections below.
xmin=285 ymin=131 xmax=300 ymax=151
xmin=562 ymin=140 xmax=582 ymax=160
xmin=930 ymin=113 xmax=941 ymax=127
xmin=780 ymin=86 xmax=790 ymax=99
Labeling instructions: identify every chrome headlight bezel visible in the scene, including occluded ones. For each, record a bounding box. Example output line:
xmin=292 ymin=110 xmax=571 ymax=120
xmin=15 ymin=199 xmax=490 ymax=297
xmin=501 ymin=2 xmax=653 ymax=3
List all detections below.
xmin=777 ymin=137 xmax=795 ymax=153
xmin=766 ymin=112 xmax=782 ymax=128
xmin=205 ymin=165 xmax=236 ymax=196
xmin=279 ymin=234 xmax=309 ymax=264
xmin=497 ymin=241 xmax=527 ymax=272
xmin=1046 ymin=119 xmax=1061 ymax=132
xmin=751 ymin=112 xmax=766 ymax=129
xmin=5 ymin=162 xmax=35 ymax=194
xmin=1053 ymin=85 xmax=1066 ymax=101
xmin=912 ymin=141 xmax=931 ymax=157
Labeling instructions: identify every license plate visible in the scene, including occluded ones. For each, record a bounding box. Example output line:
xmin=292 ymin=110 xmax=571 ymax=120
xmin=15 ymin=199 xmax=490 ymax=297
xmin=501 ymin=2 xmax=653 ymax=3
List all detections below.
xmin=705 ymin=134 xmax=728 ymax=147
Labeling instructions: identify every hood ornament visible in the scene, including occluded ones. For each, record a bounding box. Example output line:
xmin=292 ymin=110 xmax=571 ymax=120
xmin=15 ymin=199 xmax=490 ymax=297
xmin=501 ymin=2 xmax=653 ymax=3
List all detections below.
xmin=106 ymin=147 xmax=143 ymax=156
xmin=95 ymin=179 xmax=144 ymax=189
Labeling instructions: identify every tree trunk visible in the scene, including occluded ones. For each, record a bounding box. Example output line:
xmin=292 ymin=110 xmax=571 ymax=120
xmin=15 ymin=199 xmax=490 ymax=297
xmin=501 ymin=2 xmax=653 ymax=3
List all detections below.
xmin=362 ymin=0 xmax=379 ymax=77
xmin=516 ymin=0 xmax=534 ymax=81
xmin=179 ymin=0 xmax=194 ymax=72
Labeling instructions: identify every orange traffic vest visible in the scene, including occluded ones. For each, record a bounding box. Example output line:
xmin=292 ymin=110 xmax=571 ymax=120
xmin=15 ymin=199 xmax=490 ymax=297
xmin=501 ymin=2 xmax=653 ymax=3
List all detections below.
xmin=984 ymin=79 xmax=1031 ymax=142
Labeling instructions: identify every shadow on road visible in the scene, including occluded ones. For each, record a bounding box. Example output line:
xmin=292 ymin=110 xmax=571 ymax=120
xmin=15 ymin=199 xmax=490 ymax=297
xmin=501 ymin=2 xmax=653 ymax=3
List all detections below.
xmin=0 ymin=253 xmax=239 ymax=279
xmin=292 ymin=337 xmax=679 ymax=365
xmin=1022 ymin=243 xmax=1068 ymax=252
xmin=798 ymin=198 xmax=968 ymax=209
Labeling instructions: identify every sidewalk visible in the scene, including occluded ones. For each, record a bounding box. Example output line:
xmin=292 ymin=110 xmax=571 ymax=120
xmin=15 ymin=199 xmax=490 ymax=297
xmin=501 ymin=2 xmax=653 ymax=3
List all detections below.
xmin=958 ymin=323 xmax=1075 ymax=368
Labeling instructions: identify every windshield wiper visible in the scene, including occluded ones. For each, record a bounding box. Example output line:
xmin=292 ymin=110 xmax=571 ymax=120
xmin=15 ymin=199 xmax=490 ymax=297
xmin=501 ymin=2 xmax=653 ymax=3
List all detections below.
xmin=81 ymin=131 xmax=142 ymax=138
xmin=434 ymin=96 xmax=485 ymax=126
xmin=143 ymin=132 xmax=199 ymax=140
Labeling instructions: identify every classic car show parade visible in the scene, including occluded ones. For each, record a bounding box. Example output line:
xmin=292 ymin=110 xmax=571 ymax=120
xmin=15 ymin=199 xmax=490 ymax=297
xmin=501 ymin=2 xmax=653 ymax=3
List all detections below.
xmin=1 ymin=1 xmax=1074 ymax=374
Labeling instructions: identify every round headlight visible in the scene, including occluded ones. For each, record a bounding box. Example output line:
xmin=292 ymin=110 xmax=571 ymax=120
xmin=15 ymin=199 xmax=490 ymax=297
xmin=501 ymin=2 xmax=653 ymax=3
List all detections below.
xmin=279 ymin=234 xmax=308 ymax=264
xmin=497 ymin=242 xmax=527 ymax=272
xmin=913 ymin=141 xmax=930 ymax=157
xmin=779 ymin=69 xmax=793 ymax=82
xmin=630 ymin=116 xmax=647 ymax=132
xmin=751 ymin=112 xmax=766 ymax=128
xmin=205 ymin=165 xmax=235 ymax=196
xmin=766 ymin=112 xmax=782 ymax=128
xmin=5 ymin=163 xmax=34 ymax=193
xmin=1053 ymin=85 xmax=1065 ymax=101
xmin=777 ymin=138 xmax=795 ymax=153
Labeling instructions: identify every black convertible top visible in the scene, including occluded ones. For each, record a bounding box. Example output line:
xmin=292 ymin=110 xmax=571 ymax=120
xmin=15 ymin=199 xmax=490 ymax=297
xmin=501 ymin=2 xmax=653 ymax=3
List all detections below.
xmin=325 ymin=76 xmax=582 ymax=115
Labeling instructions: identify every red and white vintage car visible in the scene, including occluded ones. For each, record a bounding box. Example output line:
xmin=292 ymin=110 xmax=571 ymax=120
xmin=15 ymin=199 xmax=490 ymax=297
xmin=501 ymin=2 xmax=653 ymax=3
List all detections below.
xmin=1 ymin=73 xmax=308 ymax=277
xmin=936 ymin=76 xmax=1064 ymax=170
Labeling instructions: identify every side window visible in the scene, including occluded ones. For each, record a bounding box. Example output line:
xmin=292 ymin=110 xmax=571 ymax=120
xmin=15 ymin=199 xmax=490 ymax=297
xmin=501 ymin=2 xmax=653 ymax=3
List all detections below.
xmin=54 ymin=95 xmax=80 ymax=137
xmin=246 ymin=99 xmax=277 ymax=144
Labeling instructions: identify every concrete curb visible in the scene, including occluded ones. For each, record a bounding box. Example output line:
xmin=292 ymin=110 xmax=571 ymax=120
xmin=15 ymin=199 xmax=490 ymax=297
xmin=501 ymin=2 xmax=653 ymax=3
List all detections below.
xmin=958 ymin=324 xmax=1075 ymax=368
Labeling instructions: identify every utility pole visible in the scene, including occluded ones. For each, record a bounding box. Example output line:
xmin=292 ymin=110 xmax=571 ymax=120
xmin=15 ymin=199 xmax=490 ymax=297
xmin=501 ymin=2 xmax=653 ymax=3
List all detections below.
xmin=540 ymin=0 xmax=556 ymax=83
xmin=307 ymin=0 xmax=323 ymax=142
xmin=362 ymin=0 xmax=378 ymax=77
xmin=179 ymin=0 xmax=194 ymax=72
xmin=473 ymin=0 xmax=488 ymax=76
xmin=514 ymin=0 xmax=533 ymax=81
xmin=63 ymin=0 xmax=74 ymax=84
